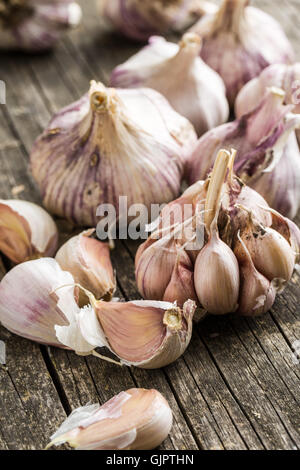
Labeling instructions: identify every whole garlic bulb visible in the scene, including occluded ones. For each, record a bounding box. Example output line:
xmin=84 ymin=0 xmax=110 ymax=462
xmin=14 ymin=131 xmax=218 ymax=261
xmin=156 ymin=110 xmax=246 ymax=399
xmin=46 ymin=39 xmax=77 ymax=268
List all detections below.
xmin=55 ymin=229 xmax=116 ymax=303
xmin=111 ymin=33 xmax=229 ymax=136
xmin=99 ymin=0 xmax=217 ymax=42
xmin=47 ymin=388 xmax=173 ymax=450
xmin=0 ymin=0 xmax=82 ymax=51
xmin=190 ymin=0 xmax=294 ymax=106
xmin=235 ymin=63 xmax=300 ymax=144
xmin=187 ymin=87 xmax=300 ymax=219
xmin=0 ymin=199 xmax=58 ymax=264
xmin=0 ymin=257 xmax=196 ymax=369
xmin=30 ymin=81 xmax=197 ymax=227
xmin=136 ymin=149 xmax=299 ymax=317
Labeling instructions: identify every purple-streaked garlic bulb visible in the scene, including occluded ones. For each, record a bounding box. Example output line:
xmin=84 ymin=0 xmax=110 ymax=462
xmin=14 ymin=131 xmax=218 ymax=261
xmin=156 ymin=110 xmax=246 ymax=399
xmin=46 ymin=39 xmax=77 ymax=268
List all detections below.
xmin=190 ymin=0 xmax=294 ymax=106
xmin=187 ymin=87 xmax=300 ymax=219
xmin=98 ymin=0 xmax=217 ymax=42
xmin=55 ymin=229 xmax=116 ymax=303
xmin=235 ymin=63 xmax=300 ymax=145
xmin=136 ymin=149 xmax=299 ymax=317
xmin=0 ymin=257 xmax=196 ymax=368
xmin=111 ymin=33 xmax=229 ymax=136
xmin=30 ymin=81 xmax=197 ymax=227
xmin=47 ymin=388 xmax=173 ymax=450
xmin=0 ymin=199 xmax=58 ymax=264
xmin=0 ymin=0 xmax=82 ymax=51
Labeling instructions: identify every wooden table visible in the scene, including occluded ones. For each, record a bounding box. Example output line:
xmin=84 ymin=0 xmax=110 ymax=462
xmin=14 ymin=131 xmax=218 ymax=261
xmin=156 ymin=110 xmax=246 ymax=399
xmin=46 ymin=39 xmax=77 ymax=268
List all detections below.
xmin=0 ymin=0 xmax=299 ymax=451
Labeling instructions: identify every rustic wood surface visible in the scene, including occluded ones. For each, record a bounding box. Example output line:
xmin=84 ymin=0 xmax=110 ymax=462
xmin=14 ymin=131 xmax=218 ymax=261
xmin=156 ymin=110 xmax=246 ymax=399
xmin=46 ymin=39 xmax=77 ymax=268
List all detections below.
xmin=0 ymin=0 xmax=299 ymax=450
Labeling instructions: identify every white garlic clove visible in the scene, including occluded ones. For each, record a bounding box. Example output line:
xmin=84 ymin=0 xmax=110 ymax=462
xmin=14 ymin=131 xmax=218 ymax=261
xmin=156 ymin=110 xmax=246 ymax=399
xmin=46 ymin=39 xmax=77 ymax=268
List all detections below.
xmin=47 ymin=388 xmax=173 ymax=450
xmin=0 ymin=1 xmax=82 ymax=51
xmin=111 ymin=32 xmax=229 ymax=136
xmin=55 ymin=229 xmax=116 ymax=304
xmin=30 ymin=81 xmax=196 ymax=227
xmin=0 ymin=199 xmax=58 ymax=264
xmin=190 ymin=0 xmax=294 ymax=106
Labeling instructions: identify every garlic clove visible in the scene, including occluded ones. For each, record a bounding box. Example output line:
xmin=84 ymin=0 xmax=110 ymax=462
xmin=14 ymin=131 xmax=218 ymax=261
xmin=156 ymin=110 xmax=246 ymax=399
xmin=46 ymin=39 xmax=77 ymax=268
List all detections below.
xmin=47 ymin=388 xmax=173 ymax=450
xmin=111 ymin=32 xmax=229 ymax=136
xmin=55 ymin=229 xmax=116 ymax=304
xmin=0 ymin=199 xmax=58 ymax=264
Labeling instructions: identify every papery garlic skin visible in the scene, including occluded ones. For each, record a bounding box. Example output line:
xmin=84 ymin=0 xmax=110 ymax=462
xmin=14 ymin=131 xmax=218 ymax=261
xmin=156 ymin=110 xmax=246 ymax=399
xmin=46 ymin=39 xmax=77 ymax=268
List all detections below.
xmin=0 ymin=0 xmax=82 ymax=51
xmin=99 ymin=0 xmax=217 ymax=42
xmin=47 ymin=388 xmax=173 ymax=450
xmin=111 ymin=33 xmax=229 ymax=136
xmin=187 ymin=88 xmax=300 ymax=218
xmin=0 ymin=199 xmax=58 ymax=264
xmin=190 ymin=0 xmax=294 ymax=106
xmin=30 ymin=81 xmax=196 ymax=227
xmin=55 ymin=230 xmax=116 ymax=302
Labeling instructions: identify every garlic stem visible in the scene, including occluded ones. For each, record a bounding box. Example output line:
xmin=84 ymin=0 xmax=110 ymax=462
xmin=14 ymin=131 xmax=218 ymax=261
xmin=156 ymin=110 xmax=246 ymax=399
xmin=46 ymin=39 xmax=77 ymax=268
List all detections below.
xmin=213 ymin=0 xmax=248 ymax=34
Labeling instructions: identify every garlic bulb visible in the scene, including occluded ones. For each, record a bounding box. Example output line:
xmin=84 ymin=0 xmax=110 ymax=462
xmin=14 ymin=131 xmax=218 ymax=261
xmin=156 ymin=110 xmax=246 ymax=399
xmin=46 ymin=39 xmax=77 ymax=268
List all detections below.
xmin=47 ymin=388 xmax=173 ymax=450
xmin=55 ymin=229 xmax=116 ymax=303
xmin=30 ymin=81 xmax=197 ymax=227
xmin=0 ymin=0 xmax=82 ymax=51
xmin=235 ymin=63 xmax=300 ymax=144
xmin=99 ymin=0 xmax=217 ymax=42
xmin=190 ymin=0 xmax=294 ymax=106
xmin=110 ymin=33 xmax=229 ymax=136
xmin=0 ymin=257 xmax=196 ymax=368
xmin=187 ymin=87 xmax=300 ymax=219
xmin=0 ymin=199 xmax=58 ymax=264
xmin=136 ymin=149 xmax=299 ymax=316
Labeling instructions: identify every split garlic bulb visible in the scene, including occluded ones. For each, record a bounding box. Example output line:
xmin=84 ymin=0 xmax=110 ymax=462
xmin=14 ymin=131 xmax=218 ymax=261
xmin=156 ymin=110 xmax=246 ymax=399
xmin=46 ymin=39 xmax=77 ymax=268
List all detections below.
xmin=190 ymin=0 xmax=294 ymax=106
xmin=0 ymin=0 xmax=82 ymax=51
xmin=0 ymin=199 xmax=58 ymax=264
xmin=136 ymin=149 xmax=299 ymax=317
xmin=111 ymin=33 xmax=229 ymax=136
xmin=99 ymin=0 xmax=217 ymax=42
xmin=187 ymin=87 xmax=300 ymax=219
xmin=55 ymin=229 xmax=116 ymax=303
xmin=30 ymin=81 xmax=197 ymax=227
xmin=0 ymin=257 xmax=196 ymax=369
xmin=47 ymin=388 xmax=173 ymax=450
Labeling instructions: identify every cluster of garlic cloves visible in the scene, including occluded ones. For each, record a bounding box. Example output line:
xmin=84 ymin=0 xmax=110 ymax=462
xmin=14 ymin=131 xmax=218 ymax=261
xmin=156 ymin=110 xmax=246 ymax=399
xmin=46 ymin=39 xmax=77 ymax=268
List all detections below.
xmin=47 ymin=388 xmax=173 ymax=450
xmin=187 ymin=87 xmax=300 ymax=219
xmin=190 ymin=0 xmax=294 ymax=106
xmin=98 ymin=0 xmax=217 ymax=42
xmin=0 ymin=257 xmax=196 ymax=369
xmin=0 ymin=199 xmax=58 ymax=264
xmin=111 ymin=33 xmax=229 ymax=136
xmin=0 ymin=0 xmax=82 ymax=51
xmin=55 ymin=229 xmax=116 ymax=304
xmin=30 ymin=81 xmax=196 ymax=227
xmin=136 ymin=149 xmax=299 ymax=317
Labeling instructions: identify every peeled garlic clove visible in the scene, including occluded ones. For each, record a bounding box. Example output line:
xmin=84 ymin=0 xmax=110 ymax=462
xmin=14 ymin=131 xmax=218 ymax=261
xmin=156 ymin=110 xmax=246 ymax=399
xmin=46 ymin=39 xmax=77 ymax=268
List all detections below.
xmin=111 ymin=33 xmax=229 ymax=136
xmin=234 ymin=235 xmax=276 ymax=317
xmin=92 ymin=299 xmax=196 ymax=369
xmin=55 ymin=229 xmax=115 ymax=303
xmin=99 ymin=0 xmax=216 ymax=42
xmin=47 ymin=388 xmax=173 ymax=450
xmin=0 ymin=0 xmax=82 ymax=51
xmin=190 ymin=0 xmax=294 ymax=106
xmin=30 ymin=81 xmax=196 ymax=227
xmin=0 ymin=199 xmax=58 ymax=264
xmin=194 ymin=228 xmax=240 ymax=315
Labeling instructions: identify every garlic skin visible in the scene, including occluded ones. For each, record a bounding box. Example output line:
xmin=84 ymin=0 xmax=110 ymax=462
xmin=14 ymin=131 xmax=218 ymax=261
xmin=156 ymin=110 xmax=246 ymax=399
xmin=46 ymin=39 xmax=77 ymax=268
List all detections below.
xmin=47 ymin=388 xmax=173 ymax=450
xmin=190 ymin=0 xmax=294 ymax=106
xmin=0 ymin=199 xmax=58 ymax=264
xmin=0 ymin=0 xmax=82 ymax=52
xmin=187 ymin=88 xmax=300 ymax=219
xmin=55 ymin=229 xmax=116 ymax=303
xmin=30 ymin=81 xmax=196 ymax=227
xmin=111 ymin=33 xmax=229 ymax=136
xmin=99 ymin=0 xmax=217 ymax=42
